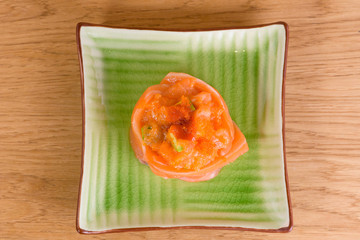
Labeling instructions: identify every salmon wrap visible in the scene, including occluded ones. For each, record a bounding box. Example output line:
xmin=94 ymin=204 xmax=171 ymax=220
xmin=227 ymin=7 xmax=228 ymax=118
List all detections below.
xmin=130 ymin=72 xmax=248 ymax=182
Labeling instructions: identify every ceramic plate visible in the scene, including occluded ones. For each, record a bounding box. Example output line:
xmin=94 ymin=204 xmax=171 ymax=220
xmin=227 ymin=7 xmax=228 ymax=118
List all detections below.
xmin=76 ymin=22 xmax=292 ymax=234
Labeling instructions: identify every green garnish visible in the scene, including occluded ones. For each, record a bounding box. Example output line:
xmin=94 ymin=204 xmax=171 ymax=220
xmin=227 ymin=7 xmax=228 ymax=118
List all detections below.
xmin=175 ymin=97 xmax=196 ymax=111
xmin=169 ymin=132 xmax=183 ymax=152
xmin=189 ymin=101 xmax=196 ymax=111
xmin=141 ymin=125 xmax=152 ymax=140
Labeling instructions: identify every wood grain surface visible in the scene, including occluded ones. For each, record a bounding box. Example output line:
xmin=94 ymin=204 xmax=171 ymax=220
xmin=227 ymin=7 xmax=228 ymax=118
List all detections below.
xmin=1 ymin=0 xmax=359 ymax=239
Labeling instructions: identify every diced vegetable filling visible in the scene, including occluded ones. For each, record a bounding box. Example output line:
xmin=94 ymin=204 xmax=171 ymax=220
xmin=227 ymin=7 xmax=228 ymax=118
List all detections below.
xmin=141 ymin=93 xmax=230 ymax=170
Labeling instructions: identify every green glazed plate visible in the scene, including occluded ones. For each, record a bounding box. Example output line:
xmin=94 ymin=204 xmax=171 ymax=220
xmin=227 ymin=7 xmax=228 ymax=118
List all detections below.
xmin=76 ymin=22 xmax=292 ymax=233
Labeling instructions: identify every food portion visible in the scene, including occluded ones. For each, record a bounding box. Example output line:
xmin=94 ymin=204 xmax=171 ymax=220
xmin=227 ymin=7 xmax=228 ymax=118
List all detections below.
xmin=130 ymin=72 xmax=248 ymax=182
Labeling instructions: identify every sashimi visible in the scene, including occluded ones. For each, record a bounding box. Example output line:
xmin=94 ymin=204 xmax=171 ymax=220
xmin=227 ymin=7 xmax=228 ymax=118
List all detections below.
xmin=130 ymin=72 xmax=248 ymax=182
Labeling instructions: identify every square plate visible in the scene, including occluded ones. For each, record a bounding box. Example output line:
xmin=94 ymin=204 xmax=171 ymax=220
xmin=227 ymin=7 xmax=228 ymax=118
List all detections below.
xmin=76 ymin=22 xmax=292 ymax=234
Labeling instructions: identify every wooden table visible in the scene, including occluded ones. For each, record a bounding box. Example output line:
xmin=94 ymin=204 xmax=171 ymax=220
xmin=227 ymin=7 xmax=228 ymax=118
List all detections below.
xmin=1 ymin=0 xmax=359 ymax=239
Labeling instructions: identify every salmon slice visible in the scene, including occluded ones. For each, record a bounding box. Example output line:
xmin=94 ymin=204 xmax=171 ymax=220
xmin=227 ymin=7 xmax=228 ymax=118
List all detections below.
xmin=130 ymin=72 xmax=248 ymax=182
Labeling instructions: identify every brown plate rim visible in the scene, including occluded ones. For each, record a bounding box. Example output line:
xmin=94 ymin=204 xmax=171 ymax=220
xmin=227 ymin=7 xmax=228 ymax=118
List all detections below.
xmin=75 ymin=21 xmax=292 ymax=234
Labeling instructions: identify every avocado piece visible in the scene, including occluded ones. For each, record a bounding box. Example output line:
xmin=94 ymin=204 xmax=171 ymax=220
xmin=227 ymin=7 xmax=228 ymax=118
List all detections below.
xmin=141 ymin=125 xmax=152 ymax=140
xmin=168 ymin=132 xmax=183 ymax=152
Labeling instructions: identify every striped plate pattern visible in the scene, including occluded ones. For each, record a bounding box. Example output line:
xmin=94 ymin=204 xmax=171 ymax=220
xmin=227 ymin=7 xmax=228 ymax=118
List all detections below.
xmin=78 ymin=24 xmax=289 ymax=232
